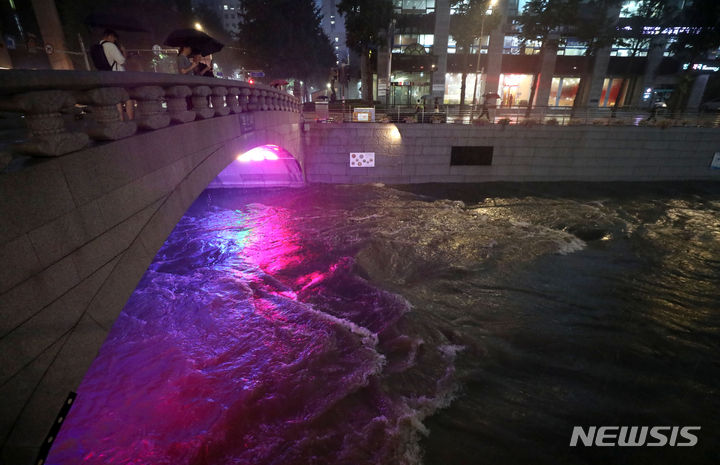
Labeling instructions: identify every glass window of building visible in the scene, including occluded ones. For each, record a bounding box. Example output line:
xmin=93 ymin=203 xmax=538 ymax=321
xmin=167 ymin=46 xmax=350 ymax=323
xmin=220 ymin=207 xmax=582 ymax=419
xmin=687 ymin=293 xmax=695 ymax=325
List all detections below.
xmin=394 ymin=0 xmax=435 ymax=14
xmin=548 ymin=77 xmax=580 ymax=107
xmin=450 ymin=0 xmax=469 ymax=14
xmin=507 ymin=0 xmax=532 ymax=16
xmin=598 ymin=78 xmax=627 ymax=107
xmin=620 ymin=1 xmax=640 ymax=18
xmin=444 ymin=73 xmax=478 ymax=104
xmin=447 ymin=36 xmax=486 ymax=54
xmin=389 ymin=72 xmax=431 ymax=105
xmin=392 ymin=34 xmax=434 ymax=53
xmin=498 ymin=74 xmax=534 ymax=107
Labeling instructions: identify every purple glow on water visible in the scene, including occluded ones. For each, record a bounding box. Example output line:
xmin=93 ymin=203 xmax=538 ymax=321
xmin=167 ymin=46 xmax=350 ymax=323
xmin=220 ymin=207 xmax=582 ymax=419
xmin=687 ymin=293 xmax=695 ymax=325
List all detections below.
xmin=45 ymin=189 xmax=437 ymax=465
xmin=237 ymin=144 xmax=281 ymax=163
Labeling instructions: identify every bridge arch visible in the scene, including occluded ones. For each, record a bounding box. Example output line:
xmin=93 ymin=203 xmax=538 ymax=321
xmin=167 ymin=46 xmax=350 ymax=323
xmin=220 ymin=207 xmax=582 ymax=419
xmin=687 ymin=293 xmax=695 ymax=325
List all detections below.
xmin=0 ymin=71 xmax=302 ymax=464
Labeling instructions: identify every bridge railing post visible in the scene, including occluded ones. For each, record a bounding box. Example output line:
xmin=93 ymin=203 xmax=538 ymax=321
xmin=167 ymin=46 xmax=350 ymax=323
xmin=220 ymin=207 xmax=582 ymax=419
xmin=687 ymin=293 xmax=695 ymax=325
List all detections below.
xmin=129 ymin=86 xmax=170 ymax=131
xmin=190 ymin=85 xmax=214 ymax=119
xmin=248 ymin=89 xmax=260 ymax=111
xmin=211 ymin=86 xmax=230 ymax=117
xmin=0 ymin=89 xmax=90 ymax=156
xmin=240 ymin=87 xmax=251 ymax=112
xmin=227 ymin=87 xmax=242 ymax=114
xmin=79 ymin=87 xmax=137 ymax=141
xmin=164 ymin=85 xmax=195 ymax=123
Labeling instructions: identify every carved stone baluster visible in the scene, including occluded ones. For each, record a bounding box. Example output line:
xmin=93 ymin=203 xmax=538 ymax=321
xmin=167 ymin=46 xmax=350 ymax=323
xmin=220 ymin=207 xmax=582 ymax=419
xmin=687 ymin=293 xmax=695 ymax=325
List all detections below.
xmin=129 ymin=86 xmax=170 ymax=130
xmin=5 ymin=90 xmax=89 ymax=156
xmin=227 ymin=87 xmax=242 ymax=114
xmin=259 ymin=90 xmax=269 ymax=111
xmin=211 ymin=87 xmax=230 ymax=117
xmin=164 ymin=86 xmax=195 ymax=123
xmin=240 ymin=88 xmax=251 ymax=112
xmin=191 ymin=85 xmax=214 ymax=119
xmin=281 ymin=95 xmax=290 ymax=112
xmin=80 ymin=87 xmax=137 ymax=140
xmin=248 ymin=89 xmax=260 ymax=111
xmin=269 ymin=94 xmax=279 ymax=111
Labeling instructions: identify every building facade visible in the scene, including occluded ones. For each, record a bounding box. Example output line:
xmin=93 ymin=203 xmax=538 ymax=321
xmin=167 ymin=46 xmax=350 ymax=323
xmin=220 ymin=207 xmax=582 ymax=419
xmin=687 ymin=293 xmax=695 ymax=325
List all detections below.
xmin=382 ymin=0 xmax=718 ymax=110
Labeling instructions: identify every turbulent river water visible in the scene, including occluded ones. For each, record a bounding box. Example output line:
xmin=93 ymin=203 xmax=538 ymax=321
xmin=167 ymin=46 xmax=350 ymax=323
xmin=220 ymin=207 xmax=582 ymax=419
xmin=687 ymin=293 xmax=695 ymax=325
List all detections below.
xmin=47 ymin=182 xmax=720 ymax=465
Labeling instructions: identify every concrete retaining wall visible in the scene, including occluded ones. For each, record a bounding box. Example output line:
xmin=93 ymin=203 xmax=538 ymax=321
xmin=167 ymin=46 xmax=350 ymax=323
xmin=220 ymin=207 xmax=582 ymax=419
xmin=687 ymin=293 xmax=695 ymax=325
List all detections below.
xmin=0 ymin=111 xmax=301 ymax=464
xmin=303 ymin=123 xmax=720 ymax=184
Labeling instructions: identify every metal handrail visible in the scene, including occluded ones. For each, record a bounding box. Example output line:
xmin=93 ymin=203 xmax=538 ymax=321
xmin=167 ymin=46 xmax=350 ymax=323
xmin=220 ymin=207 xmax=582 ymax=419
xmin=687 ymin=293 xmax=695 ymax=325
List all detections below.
xmin=302 ymin=103 xmax=720 ymax=128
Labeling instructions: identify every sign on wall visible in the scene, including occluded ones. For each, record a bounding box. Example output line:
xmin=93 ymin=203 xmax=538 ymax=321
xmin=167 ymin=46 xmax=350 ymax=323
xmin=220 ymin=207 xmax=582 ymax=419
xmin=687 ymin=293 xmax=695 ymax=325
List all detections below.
xmin=711 ymin=152 xmax=720 ymax=170
xmin=350 ymin=152 xmax=374 ymax=167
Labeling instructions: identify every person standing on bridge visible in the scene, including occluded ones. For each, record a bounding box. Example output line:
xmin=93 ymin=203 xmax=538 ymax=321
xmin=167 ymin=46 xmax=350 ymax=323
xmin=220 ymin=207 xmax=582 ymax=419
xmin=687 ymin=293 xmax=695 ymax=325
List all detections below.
xmin=101 ymin=29 xmax=134 ymax=121
xmin=177 ymin=46 xmax=200 ymax=75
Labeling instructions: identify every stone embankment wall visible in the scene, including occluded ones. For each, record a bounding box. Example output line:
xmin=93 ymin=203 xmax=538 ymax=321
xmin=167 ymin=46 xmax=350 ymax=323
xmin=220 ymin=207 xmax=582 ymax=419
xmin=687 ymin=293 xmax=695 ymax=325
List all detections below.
xmin=304 ymin=123 xmax=720 ymax=184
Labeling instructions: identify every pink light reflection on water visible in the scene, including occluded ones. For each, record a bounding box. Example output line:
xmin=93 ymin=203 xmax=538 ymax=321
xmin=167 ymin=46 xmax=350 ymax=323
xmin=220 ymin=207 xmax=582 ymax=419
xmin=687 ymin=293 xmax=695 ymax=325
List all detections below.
xmin=46 ymin=197 xmax=346 ymax=465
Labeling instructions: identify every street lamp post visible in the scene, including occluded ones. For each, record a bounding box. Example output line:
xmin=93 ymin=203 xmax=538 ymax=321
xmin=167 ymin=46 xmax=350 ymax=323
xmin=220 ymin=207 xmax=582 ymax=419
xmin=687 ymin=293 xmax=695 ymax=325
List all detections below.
xmin=471 ymin=0 xmax=497 ymax=121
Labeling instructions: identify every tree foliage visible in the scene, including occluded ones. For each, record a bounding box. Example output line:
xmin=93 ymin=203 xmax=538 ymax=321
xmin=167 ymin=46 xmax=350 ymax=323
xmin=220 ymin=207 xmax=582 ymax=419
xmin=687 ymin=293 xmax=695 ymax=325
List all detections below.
xmin=337 ymin=0 xmax=393 ymax=102
xmin=450 ymin=0 xmax=501 ymax=107
xmin=669 ymin=0 xmax=720 ymax=63
xmin=615 ymin=0 xmax=678 ymax=57
xmin=450 ymin=0 xmax=500 ymax=53
xmin=518 ymin=0 xmax=578 ymax=47
xmin=237 ymin=0 xmax=336 ymax=84
xmin=336 ymin=0 xmax=394 ymax=54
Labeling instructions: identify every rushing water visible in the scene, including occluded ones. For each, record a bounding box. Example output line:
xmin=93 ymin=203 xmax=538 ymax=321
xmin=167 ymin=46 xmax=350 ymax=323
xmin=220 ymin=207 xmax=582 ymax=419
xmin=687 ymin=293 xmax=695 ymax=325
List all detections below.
xmin=47 ymin=182 xmax=720 ymax=465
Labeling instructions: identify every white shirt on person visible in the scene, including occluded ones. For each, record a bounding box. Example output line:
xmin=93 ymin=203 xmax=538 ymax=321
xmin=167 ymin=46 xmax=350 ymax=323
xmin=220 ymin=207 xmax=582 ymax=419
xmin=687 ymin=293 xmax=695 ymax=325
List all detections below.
xmin=101 ymin=41 xmax=125 ymax=71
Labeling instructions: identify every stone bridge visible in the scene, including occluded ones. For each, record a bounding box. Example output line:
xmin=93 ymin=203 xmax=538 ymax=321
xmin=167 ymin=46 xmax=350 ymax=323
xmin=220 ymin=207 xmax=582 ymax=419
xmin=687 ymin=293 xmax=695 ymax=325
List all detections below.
xmin=0 ymin=70 xmax=302 ymax=464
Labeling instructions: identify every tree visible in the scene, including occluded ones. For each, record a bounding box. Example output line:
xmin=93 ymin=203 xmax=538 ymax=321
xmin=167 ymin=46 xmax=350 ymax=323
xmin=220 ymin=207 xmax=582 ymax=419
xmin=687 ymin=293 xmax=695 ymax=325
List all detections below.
xmin=337 ymin=0 xmax=394 ymax=103
xmin=570 ymin=0 xmax=623 ymax=113
xmin=518 ymin=0 xmax=578 ymax=115
xmin=667 ymin=0 xmax=720 ymax=112
xmin=612 ymin=0 xmax=678 ymax=112
xmin=450 ymin=0 xmax=500 ymax=111
xmin=237 ymin=0 xmax=336 ymax=88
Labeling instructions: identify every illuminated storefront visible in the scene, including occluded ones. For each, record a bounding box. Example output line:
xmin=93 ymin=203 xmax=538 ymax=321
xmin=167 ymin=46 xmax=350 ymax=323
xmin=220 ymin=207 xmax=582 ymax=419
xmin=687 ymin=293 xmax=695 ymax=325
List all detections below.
xmin=389 ymin=72 xmax=430 ymax=105
xmin=444 ymin=73 xmax=478 ymax=104
xmin=598 ymin=78 xmax=628 ymax=107
xmin=498 ymin=74 xmax=533 ymax=107
xmin=548 ymin=77 xmax=580 ymax=107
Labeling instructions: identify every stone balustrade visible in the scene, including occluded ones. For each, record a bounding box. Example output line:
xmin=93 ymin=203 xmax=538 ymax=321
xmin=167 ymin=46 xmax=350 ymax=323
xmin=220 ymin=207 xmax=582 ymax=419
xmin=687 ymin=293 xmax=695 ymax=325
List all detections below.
xmin=0 ymin=69 xmax=301 ymax=158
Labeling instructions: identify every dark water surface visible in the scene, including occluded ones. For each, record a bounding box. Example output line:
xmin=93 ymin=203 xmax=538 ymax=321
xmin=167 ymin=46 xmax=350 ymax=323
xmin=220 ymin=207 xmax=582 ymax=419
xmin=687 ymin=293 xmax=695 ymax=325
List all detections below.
xmin=48 ymin=182 xmax=720 ymax=465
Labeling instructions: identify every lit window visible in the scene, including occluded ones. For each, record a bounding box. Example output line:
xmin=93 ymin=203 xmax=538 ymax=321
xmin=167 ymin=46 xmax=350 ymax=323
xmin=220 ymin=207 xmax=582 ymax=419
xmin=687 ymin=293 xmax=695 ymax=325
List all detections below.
xmin=224 ymin=4 xmax=228 ymax=10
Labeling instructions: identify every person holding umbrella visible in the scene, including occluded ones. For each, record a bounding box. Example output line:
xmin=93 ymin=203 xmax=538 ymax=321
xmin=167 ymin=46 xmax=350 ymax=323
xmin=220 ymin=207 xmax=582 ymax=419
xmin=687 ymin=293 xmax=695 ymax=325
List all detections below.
xmin=165 ymin=29 xmax=224 ymax=75
xmin=177 ymin=45 xmax=199 ymax=75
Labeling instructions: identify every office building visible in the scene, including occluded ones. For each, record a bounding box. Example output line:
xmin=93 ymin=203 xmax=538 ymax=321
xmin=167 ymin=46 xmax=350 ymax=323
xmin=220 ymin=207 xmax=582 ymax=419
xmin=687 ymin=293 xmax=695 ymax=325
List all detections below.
xmin=382 ymin=0 xmax=718 ymax=110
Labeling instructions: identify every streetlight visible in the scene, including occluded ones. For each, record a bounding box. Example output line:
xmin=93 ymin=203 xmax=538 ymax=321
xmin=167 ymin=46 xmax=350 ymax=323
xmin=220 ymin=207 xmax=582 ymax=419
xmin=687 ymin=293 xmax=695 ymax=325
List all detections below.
xmin=194 ymin=22 xmax=203 ymax=31
xmin=471 ymin=0 xmax=498 ymax=120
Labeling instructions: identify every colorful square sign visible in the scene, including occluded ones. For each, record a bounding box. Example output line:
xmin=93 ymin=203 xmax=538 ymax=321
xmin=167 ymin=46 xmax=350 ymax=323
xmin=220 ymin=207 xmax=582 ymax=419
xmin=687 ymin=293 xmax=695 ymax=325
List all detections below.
xmin=350 ymin=152 xmax=375 ymax=167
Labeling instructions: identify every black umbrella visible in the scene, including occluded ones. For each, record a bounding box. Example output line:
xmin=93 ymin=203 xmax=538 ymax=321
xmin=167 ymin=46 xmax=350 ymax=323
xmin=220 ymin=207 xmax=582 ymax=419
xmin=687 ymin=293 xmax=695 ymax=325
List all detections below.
xmin=85 ymin=12 xmax=150 ymax=32
xmin=164 ymin=29 xmax=224 ymax=56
